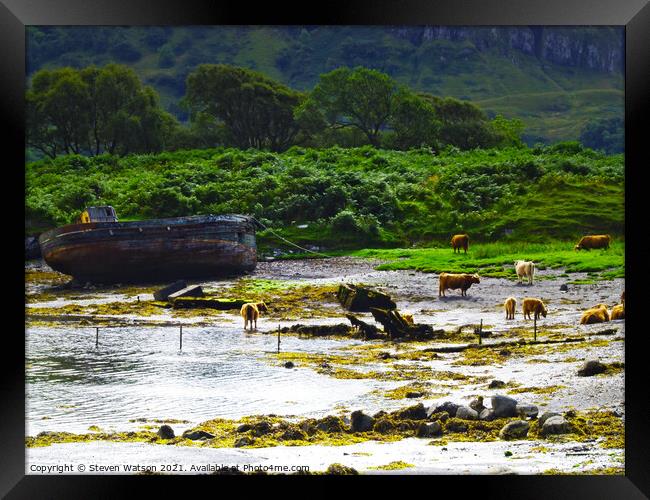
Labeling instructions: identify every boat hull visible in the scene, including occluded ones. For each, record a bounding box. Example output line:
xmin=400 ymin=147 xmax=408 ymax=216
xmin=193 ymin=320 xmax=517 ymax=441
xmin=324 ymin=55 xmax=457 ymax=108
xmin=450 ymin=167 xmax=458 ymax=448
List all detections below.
xmin=38 ymin=215 xmax=257 ymax=283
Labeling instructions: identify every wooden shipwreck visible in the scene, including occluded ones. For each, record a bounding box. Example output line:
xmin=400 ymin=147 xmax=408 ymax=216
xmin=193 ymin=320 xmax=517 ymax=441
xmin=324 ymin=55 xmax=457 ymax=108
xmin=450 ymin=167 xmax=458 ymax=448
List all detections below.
xmin=38 ymin=207 xmax=258 ymax=283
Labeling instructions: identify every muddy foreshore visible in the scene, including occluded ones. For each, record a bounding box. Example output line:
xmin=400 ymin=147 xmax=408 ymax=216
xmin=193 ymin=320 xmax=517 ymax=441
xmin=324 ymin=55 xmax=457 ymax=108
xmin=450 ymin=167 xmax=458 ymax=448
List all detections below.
xmin=25 ymin=257 xmax=625 ymax=475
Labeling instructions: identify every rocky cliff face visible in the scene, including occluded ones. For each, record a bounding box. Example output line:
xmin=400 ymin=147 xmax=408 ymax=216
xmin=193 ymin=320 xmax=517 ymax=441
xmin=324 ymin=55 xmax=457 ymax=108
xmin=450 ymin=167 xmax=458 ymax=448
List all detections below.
xmin=391 ymin=27 xmax=623 ymax=73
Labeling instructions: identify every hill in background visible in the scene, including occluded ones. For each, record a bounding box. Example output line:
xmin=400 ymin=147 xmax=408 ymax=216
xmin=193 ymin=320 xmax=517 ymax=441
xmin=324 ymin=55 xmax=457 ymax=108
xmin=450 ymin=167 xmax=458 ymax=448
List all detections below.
xmin=26 ymin=26 xmax=623 ymax=145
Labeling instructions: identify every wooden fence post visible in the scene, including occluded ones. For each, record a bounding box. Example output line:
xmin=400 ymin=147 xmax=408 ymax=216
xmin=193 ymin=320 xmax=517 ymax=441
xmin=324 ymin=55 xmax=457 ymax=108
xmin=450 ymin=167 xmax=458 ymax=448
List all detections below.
xmin=277 ymin=324 xmax=281 ymax=353
xmin=95 ymin=327 xmax=99 ymax=348
xmin=534 ymin=316 xmax=537 ymax=341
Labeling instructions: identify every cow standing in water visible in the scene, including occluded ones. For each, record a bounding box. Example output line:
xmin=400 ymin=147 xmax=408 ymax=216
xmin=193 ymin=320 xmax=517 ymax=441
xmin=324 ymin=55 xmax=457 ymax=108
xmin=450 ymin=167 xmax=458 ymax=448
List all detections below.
xmin=504 ymin=297 xmax=516 ymax=320
xmin=451 ymin=234 xmax=469 ymax=254
xmin=522 ymin=298 xmax=547 ymax=320
xmin=240 ymin=302 xmax=268 ymax=330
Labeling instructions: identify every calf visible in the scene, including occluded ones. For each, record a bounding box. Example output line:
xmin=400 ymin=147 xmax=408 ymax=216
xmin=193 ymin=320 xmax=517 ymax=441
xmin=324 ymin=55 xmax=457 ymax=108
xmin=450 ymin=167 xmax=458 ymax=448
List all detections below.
xmin=610 ymin=304 xmax=625 ymax=320
xmin=240 ymin=301 xmax=268 ymax=330
xmin=504 ymin=297 xmax=516 ymax=320
xmin=580 ymin=304 xmax=610 ymax=324
xmin=522 ymin=298 xmax=547 ymax=320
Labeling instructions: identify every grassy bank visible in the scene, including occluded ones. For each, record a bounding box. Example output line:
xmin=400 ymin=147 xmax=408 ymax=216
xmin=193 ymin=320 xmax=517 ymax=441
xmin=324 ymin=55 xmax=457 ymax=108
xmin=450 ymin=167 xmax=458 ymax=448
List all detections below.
xmin=350 ymin=240 xmax=624 ymax=279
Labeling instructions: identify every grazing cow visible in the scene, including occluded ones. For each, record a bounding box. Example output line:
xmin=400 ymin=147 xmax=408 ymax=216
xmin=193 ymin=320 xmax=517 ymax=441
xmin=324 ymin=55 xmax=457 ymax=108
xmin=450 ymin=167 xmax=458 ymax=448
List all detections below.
xmin=240 ymin=301 xmax=268 ymax=330
xmin=580 ymin=303 xmax=610 ymax=324
xmin=514 ymin=260 xmax=535 ymax=285
xmin=610 ymin=304 xmax=625 ymax=320
xmin=451 ymin=234 xmax=469 ymax=254
xmin=402 ymin=313 xmax=415 ymax=325
xmin=504 ymin=297 xmax=516 ymax=320
xmin=438 ymin=272 xmax=480 ymax=297
xmin=522 ymin=298 xmax=547 ymax=320
xmin=574 ymin=234 xmax=611 ymax=251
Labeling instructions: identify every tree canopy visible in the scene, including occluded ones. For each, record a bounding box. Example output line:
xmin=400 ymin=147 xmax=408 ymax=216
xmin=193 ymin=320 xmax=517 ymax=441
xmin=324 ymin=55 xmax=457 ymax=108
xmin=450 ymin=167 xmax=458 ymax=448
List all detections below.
xmin=184 ymin=64 xmax=305 ymax=151
xmin=27 ymin=64 xmax=177 ymax=158
xmin=300 ymin=67 xmax=399 ymax=147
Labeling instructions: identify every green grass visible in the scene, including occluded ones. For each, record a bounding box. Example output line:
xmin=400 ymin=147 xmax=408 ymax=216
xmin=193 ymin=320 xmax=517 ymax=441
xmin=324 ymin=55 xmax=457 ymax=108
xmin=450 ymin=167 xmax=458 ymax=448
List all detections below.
xmin=350 ymin=240 xmax=624 ymax=278
xmin=477 ymin=89 xmax=624 ymax=143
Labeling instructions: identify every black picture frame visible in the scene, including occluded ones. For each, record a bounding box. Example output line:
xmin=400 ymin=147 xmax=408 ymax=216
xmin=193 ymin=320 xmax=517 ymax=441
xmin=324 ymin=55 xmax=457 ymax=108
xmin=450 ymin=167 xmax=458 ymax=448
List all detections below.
xmin=4 ymin=0 xmax=648 ymax=496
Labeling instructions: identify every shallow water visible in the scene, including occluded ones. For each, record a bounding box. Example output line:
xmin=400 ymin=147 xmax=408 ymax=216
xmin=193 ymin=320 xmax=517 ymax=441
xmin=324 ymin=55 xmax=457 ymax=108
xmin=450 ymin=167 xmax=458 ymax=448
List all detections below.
xmin=25 ymin=258 xmax=625 ymax=474
xmin=26 ymin=324 xmax=406 ymax=435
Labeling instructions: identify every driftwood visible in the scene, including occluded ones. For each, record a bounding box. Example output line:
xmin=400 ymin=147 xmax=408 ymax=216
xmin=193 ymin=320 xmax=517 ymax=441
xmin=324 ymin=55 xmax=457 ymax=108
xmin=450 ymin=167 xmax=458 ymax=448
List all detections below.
xmin=344 ymin=314 xmax=383 ymax=339
xmin=275 ymin=323 xmax=354 ymax=337
xmin=171 ymin=297 xmax=252 ymax=310
xmin=424 ymin=336 xmax=588 ymax=353
xmin=337 ymin=284 xmax=396 ymax=312
xmin=369 ymin=307 xmax=437 ymax=340
xmin=153 ymin=280 xmax=187 ymax=301
xmin=168 ymin=285 xmax=204 ymax=300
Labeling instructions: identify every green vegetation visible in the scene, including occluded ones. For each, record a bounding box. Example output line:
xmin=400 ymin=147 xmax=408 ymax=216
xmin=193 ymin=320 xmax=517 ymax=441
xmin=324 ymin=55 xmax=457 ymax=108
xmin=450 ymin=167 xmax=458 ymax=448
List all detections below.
xmin=27 ymin=63 xmax=523 ymax=157
xmin=26 ymin=144 xmax=623 ymax=251
xmin=26 ymin=26 xmax=623 ymax=145
xmin=353 ymin=240 xmax=624 ymax=277
xmin=26 ymin=64 xmax=178 ymax=158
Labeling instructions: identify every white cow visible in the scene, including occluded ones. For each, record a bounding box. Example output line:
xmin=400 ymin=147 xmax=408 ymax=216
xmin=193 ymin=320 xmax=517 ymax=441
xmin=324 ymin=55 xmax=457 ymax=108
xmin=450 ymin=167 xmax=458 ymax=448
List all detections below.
xmin=514 ymin=260 xmax=535 ymax=285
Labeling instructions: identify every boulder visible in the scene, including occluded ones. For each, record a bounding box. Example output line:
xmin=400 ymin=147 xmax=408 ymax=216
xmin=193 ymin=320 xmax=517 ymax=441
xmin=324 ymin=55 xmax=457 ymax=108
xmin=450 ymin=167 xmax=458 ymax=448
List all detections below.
xmin=406 ymin=391 xmax=424 ymax=399
xmin=538 ymin=412 xmax=562 ymax=427
xmin=314 ymin=416 xmax=346 ymax=433
xmin=429 ymin=401 xmax=459 ymax=418
xmin=251 ymin=421 xmax=273 ymax=437
xmin=541 ymin=416 xmax=571 ymax=437
xmin=397 ymin=420 xmax=419 ymax=432
xmin=182 ymin=430 xmax=215 ymax=440
xmin=280 ymin=428 xmax=307 ymax=441
xmin=373 ymin=418 xmax=396 ymax=434
xmin=516 ymin=404 xmax=539 ymax=419
xmin=445 ymin=419 xmax=468 ymax=433
xmin=455 ymin=406 xmax=479 ymax=421
xmin=416 ymin=421 xmax=442 ymax=438
xmin=428 ymin=412 xmax=449 ymax=423
xmin=350 ymin=410 xmax=375 ymax=433
xmin=236 ymin=423 xmax=252 ymax=433
xmin=325 ymin=463 xmax=359 ymax=475
xmin=560 ymin=284 xmax=569 ymax=292
xmin=479 ymin=409 xmax=496 ymax=421
xmin=391 ymin=403 xmax=428 ymax=421
xmin=157 ymin=425 xmax=175 ymax=439
xmin=284 ymin=361 xmax=295 ymax=369
xmin=234 ymin=436 xmax=253 ymax=447
xmin=153 ymin=280 xmax=187 ymax=301
xmin=499 ymin=420 xmax=530 ymax=440
xmin=469 ymin=396 xmax=486 ymax=413
xmin=491 ymin=395 xmax=518 ymax=418
xmin=488 ymin=380 xmax=506 ymax=389
xmin=577 ymin=360 xmax=607 ymax=377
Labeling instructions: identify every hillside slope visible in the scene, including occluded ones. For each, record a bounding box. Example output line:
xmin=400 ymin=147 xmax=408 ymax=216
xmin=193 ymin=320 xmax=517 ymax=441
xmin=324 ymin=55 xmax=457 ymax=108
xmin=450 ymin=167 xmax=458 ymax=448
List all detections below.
xmin=26 ymin=26 xmax=623 ymax=144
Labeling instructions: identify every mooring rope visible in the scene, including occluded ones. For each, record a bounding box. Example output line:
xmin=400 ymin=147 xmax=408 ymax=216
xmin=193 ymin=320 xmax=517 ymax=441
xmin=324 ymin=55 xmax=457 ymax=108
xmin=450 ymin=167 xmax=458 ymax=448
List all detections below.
xmin=251 ymin=217 xmax=331 ymax=259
